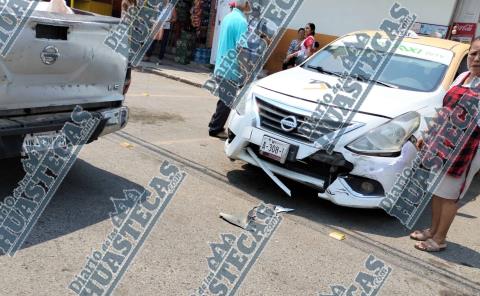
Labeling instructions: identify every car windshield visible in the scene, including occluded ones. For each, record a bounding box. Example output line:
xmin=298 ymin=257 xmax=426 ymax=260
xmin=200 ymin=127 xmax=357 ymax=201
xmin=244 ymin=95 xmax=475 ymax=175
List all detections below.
xmin=302 ymin=40 xmax=451 ymax=92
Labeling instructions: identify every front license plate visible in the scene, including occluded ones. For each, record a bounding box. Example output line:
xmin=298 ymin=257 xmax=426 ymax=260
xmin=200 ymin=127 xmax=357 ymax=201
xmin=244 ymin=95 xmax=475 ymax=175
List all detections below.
xmin=22 ymin=131 xmax=66 ymax=153
xmin=259 ymin=136 xmax=290 ymax=163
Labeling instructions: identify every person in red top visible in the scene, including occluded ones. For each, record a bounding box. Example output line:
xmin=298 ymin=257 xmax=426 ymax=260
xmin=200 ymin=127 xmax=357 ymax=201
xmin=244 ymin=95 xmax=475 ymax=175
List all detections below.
xmin=284 ymin=23 xmax=316 ymax=67
xmin=411 ymin=36 xmax=480 ymax=252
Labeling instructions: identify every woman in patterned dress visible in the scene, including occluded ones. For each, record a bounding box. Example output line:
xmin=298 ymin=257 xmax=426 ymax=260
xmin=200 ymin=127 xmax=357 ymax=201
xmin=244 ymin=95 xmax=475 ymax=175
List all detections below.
xmin=411 ymin=36 xmax=480 ymax=252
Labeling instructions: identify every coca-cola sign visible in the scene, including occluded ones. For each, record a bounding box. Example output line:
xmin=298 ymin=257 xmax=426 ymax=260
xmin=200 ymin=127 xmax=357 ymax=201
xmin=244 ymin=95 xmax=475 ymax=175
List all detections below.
xmin=452 ymin=22 xmax=477 ymax=36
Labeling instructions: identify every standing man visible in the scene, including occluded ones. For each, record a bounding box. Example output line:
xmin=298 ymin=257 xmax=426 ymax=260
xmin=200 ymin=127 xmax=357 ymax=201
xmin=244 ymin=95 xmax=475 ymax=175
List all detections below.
xmin=208 ymin=0 xmax=249 ymax=138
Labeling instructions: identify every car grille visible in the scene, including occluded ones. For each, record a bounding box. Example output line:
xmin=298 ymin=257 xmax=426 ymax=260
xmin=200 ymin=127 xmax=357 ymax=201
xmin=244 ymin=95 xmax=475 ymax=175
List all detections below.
xmin=256 ymin=98 xmax=351 ymax=144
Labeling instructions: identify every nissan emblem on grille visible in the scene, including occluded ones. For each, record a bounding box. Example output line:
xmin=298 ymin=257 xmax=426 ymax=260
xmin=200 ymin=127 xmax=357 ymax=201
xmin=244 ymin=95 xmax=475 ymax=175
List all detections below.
xmin=280 ymin=116 xmax=298 ymax=132
xmin=40 ymin=45 xmax=60 ymax=65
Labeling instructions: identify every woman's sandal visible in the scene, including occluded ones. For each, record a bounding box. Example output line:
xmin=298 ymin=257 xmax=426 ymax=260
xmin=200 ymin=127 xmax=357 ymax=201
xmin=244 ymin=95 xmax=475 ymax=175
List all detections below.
xmin=410 ymin=229 xmax=433 ymax=241
xmin=414 ymin=239 xmax=447 ymax=252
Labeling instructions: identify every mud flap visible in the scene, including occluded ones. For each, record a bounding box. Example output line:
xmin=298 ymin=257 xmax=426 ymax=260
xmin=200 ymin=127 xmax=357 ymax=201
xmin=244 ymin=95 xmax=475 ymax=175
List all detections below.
xmin=246 ymin=147 xmax=291 ymax=197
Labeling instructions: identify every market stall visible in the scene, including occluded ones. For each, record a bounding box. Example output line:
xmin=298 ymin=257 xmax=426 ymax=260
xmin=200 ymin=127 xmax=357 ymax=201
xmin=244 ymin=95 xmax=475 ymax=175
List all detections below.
xmin=167 ymin=0 xmax=216 ymax=65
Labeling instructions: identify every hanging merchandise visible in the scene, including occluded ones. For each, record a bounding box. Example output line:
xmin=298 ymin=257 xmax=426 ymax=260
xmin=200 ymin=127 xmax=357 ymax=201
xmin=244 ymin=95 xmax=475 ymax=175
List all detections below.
xmin=174 ymin=31 xmax=195 ymax=64
xmin=191 ymin=0 xmax=201 ymax=28
xmin=176 ymin=0 xmax=191 ymax=23
xmin=184 ymin=0 xmax=211 ymax=64
xmin=190 ymin=0 xmax=211 ymax=44
xmin=173 ymin=0 xmax=194 ymax=40
xmin=200 ymin=1 xmax=211 ymax=27
xmin=168 ymin=0 xmax=216 ymax=65
xmin=169 ymin=0 xmax=193 ymax=63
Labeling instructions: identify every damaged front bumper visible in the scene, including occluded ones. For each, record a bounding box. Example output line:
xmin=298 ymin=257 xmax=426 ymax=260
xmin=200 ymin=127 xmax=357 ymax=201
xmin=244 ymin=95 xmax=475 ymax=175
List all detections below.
xmin=225 ymin=111 xmax=417 ymax=209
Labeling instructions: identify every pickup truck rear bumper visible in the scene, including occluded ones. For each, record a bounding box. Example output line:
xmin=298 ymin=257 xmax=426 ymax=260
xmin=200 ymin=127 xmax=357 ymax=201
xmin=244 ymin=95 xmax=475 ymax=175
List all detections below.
xmin=0 ymin=106 xmax=128 ymax=159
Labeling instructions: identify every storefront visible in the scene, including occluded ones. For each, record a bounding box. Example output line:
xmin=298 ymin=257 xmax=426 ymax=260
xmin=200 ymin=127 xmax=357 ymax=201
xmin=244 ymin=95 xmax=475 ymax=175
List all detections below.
xmin=411 ymin=0 xmax=480 ymax=43
xmin=166 ymin=0 xmax=216 ymax=65
xmin=66 ymin=0 xmax=218 ymax=65
xmin=71 ymin=0 xmax=479 ymax=69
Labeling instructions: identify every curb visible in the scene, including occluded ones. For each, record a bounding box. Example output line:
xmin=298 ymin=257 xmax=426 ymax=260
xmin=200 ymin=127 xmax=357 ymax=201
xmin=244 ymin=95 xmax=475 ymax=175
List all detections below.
xmin=134 ymin=66 xmax=205 ymax=89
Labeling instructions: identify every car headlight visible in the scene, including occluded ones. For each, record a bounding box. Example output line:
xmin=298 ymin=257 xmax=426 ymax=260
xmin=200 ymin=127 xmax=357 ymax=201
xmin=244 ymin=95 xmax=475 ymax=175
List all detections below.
xmin=346 ymin=111 xmax=420 ymax=156
xmin=235 ymin=84 xmax=254 ymax=116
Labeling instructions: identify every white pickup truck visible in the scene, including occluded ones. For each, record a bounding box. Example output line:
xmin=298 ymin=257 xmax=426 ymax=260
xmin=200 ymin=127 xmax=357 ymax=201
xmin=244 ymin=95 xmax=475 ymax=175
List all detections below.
xmin=0 ymin=5 xmax=130 ymax=159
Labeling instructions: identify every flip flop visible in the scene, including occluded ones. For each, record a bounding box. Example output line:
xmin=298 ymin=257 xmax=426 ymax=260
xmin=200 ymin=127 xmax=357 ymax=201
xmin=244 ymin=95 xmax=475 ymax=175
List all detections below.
xmin=410 ymin=229 xmax=433 ymax=241
xmin=414 ymin=239 xmax=447 ymax=252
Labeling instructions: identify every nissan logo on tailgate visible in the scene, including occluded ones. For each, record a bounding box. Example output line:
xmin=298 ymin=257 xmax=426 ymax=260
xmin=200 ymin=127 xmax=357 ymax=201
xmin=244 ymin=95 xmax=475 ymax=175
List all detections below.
xmin=280 ymin=116 xmax=298 ymax=132
xmin=41 ymin=45 xmax=60 ymax=65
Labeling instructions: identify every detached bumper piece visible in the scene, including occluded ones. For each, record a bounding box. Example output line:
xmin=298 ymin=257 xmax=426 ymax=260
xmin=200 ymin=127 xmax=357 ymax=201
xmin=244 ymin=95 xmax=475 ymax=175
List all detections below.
xmin=248 ymin=143 xmax=353 ymax=192
xmin=246 ymin=147 xmax=291 ymax=196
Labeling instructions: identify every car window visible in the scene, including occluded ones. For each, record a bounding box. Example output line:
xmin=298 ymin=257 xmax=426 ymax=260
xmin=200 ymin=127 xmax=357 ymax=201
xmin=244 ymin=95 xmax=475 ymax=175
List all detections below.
xmin=302 ymin=44 xmax=449 ymax=92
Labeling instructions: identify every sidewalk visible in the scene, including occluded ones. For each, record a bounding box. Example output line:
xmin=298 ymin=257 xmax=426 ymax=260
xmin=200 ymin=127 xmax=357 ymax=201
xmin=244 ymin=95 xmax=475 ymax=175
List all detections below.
xmin=135 ymin=59 xmax=212 ymax=88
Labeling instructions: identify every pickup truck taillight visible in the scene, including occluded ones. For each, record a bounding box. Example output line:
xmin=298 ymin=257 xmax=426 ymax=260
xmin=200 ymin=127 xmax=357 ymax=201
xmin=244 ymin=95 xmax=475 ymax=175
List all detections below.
xmin=123 ymin=67 xmax=131 ymax=95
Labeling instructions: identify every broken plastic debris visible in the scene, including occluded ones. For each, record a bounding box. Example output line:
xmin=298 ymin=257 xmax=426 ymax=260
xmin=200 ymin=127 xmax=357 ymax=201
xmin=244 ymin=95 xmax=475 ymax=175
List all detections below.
xmin=246 ymin=147 xmax=291 ymax=196
xmin=120 ymin=142 xmax=134 ymax=149
xmin=274 ymin=205 xmax=295 ymax=214
xmin=142 ymin=92 xmax=150 ymax=96
xmin=219 ymin=204 xmax=294 ymax=230
xmin=219 ymin=212 xmax=248 ymax=229
xmin=329 ymin=231 xmax=346 ymax=241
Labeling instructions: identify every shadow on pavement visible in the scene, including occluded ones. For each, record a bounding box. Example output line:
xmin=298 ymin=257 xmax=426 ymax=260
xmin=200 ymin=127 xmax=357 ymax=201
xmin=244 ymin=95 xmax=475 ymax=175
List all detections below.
xmin=433 ymin=242 xmax=480 ymax=269
xmin=225 ymin=164 xmax=480 ymax=266
xmin=225 ymin=164 xmax=406 ymax=238
xmin=0 ymin=157 xmax=25 ymax=196
xmin=0 ymin=157 xmax=143 ymax=253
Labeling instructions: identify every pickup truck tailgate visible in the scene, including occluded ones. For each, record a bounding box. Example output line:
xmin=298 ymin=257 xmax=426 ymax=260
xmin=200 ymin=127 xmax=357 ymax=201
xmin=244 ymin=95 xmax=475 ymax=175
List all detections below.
xmin=0 ymin=11 xmax=128 ymax=111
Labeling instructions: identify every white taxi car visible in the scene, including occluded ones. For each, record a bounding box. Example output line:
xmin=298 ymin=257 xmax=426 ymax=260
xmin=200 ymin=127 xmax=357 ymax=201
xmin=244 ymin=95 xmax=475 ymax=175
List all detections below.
xmin=224 ymin=31 xmax=471 ymax=208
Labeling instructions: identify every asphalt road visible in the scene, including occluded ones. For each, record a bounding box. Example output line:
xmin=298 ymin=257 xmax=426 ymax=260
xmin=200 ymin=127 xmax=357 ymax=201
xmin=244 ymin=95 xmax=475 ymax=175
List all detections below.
xmin=0 ymin=71 xmax=479 ymax=296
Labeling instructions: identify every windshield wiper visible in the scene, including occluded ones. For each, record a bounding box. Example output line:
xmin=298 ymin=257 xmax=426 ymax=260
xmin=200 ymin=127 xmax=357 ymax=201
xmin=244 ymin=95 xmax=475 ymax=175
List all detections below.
xmin=306 ymin=65 xmax=344 ymax=78
xmin=353 ymin=74 xmax=398 ymax=88
xmin=307 ymin=66 xmax=398 ymax=89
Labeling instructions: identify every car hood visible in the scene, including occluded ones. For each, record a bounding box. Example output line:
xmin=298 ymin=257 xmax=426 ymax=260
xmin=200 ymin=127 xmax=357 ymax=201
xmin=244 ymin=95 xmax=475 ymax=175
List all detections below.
xmin=256 ymin=67 xmax=444 ymax=118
